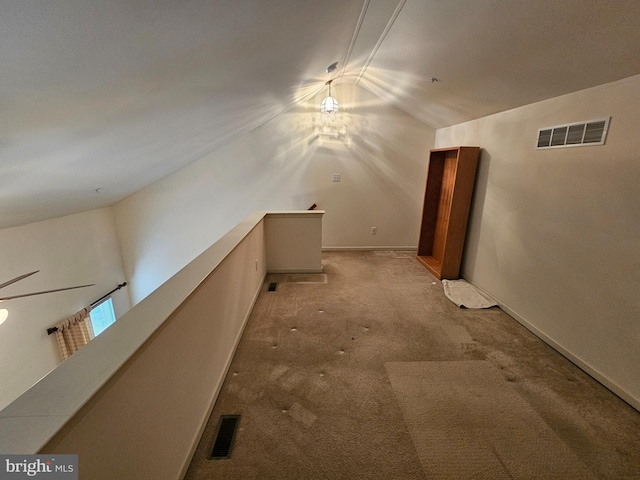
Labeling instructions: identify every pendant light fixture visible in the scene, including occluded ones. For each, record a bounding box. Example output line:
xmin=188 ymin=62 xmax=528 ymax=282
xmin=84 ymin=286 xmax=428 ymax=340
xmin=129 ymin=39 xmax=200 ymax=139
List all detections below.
xmin=320 ymin=79 xmax=338 ymax=114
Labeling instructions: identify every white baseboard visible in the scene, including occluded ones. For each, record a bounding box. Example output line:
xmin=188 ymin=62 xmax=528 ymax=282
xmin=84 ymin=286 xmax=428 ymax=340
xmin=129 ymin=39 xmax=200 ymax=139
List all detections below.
xmin=322 ymin=246 xmax=418 ymax=251
xmin=180 ymin=273 xmax=266 ymax=479
xmin=473 ymin=284 xmax=640 ymax=412
xmin=267 ymin=268 xmax=323 ymax=273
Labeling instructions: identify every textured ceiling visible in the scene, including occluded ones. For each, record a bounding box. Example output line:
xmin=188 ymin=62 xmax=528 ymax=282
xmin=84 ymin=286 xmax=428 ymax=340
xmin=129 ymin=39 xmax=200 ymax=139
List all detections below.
xmin=2 ymin=0 xmax=640 ymax=229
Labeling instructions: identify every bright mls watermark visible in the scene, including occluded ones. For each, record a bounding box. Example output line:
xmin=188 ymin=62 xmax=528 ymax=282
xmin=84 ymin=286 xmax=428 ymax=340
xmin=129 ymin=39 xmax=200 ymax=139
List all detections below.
xmin=0 ymin=455 xmax=77 ymax=479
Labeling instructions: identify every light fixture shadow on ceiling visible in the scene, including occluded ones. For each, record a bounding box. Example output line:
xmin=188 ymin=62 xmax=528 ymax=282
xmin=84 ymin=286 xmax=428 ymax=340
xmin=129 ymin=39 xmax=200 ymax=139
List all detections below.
xmin=357 ymin=67 xmax=483 ymax=127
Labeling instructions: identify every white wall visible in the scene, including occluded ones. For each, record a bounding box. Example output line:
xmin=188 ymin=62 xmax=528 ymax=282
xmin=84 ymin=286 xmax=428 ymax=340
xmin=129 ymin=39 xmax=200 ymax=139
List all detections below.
xmin=114 ymin=84 xmax=435 ymax=304
xmin=0 ymin=208 xmax=130 ymax=410
xmin=0 ymin=85 xmax=434 ymax=409
xmin=265 ymin=212 xmax=323 ymax=273
xmin=436 ymin=74 xmax=640 ymax=407
xmin=43 ymin=216 xmax=269 ymax=478
xmin=0 ymin=212 xmax=323 ymax=462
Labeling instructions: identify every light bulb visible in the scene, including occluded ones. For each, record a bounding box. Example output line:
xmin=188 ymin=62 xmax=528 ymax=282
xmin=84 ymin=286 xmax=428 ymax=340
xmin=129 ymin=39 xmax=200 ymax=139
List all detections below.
xmin=0 ymin=309 xmax=8 ymax=326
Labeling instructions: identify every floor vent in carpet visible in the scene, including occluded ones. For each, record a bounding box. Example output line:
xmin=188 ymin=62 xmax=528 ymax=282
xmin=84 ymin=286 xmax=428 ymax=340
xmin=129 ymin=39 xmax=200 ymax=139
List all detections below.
xmin=268 ymin=282 xmax=278 ymax=291
xmin=209 ymin=415 xmax=240 ymax=460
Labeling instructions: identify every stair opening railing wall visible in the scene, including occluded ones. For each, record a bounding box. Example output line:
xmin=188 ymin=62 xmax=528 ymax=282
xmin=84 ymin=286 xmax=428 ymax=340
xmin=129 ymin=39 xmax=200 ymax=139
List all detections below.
xmin=0 ymin=210 xmax=323 ymax=480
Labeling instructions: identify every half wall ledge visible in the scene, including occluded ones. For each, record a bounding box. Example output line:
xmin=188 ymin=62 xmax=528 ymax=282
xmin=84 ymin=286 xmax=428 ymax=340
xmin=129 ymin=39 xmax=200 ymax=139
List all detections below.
xmin=0 ymin=210 xmax=324 ymax=473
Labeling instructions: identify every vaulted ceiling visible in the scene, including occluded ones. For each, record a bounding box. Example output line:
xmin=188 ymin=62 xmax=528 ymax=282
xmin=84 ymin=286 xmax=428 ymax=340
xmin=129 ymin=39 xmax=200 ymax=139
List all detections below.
xmin=2 ymin=0 xmax=640 ymax=230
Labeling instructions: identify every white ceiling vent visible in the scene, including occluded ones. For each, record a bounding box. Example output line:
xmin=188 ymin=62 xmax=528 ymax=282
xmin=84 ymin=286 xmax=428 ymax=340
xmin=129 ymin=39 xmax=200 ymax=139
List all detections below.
xmin=536 ymin=117 xmax=610 ymax=149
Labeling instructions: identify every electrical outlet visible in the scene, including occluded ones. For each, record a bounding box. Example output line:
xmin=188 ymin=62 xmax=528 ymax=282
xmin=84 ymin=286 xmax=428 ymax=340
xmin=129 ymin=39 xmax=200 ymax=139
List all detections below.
xmin=332 ymin=173 xmax=341 ymax=182
xmin=371 ymin=227 xmax=377 ymax=235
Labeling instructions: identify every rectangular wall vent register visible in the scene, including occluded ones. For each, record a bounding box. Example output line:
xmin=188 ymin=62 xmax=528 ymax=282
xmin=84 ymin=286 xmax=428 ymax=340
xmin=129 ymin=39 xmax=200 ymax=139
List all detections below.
xmin=210 ymin=415 xmax=240 ymax=459
xmin=536 ymin=117 xmax=610 ymax=149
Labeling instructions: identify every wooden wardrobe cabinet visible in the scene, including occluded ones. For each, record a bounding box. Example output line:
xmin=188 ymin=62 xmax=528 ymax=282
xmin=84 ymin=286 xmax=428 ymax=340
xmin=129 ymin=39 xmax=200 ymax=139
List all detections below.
xmin=417 ymin=146 xmax=480 ymax=280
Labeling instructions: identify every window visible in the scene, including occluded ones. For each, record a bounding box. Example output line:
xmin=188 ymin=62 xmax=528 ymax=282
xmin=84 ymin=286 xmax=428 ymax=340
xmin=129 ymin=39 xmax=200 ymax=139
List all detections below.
xmin=90 ymin=298 xmax=117 ymax=336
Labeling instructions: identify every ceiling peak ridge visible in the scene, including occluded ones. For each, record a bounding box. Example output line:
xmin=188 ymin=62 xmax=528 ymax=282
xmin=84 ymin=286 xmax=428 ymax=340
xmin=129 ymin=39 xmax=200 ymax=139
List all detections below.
xmin=336 ymin=0 xmax=370 ymax=85
xmin=356 ymin=0 xmax=407 ymax=85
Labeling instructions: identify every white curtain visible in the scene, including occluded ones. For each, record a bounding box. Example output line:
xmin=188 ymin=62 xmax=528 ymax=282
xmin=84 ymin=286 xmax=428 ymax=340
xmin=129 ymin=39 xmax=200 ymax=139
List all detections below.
xmin=54 ymin=307 xmax=94 ymax=360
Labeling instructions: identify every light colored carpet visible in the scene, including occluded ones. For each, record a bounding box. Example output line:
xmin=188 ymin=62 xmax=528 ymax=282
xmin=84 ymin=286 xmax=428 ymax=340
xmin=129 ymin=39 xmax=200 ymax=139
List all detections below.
xmin=283 ymin=273 xmax=328 ymax=284
xmin=385 ymin=360 xmax=596 ymax=479
xmin=185 ymin=251 xmax=640 ymax=480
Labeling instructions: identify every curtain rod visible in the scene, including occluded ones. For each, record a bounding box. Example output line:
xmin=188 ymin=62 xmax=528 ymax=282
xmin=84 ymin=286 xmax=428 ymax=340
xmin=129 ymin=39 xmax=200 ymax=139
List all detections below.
xmin=47 ymin=282 xmax=127 ymax=335
xmin=91 ymin=282 xmax=127 ymax=308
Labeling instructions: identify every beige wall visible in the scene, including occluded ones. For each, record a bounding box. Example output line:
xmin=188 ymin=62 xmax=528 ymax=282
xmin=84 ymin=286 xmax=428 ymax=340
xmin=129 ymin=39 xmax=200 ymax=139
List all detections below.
xmin=43 ymin=219 xmax=267 ymax=478
xmin=265 ymin=212 xmax=323 ymax=273
xmin=0 ymin=212 xmax=322 ymax=467
xmin=0 ymin=208 xmax=130 ymax=410
xmin=0 ymin=84 xmax=434 ymax=413
xmin=114 ymin=84 xmax=435 ymax=304
xmin=436 ymin=74 xmax=640 ymax=407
